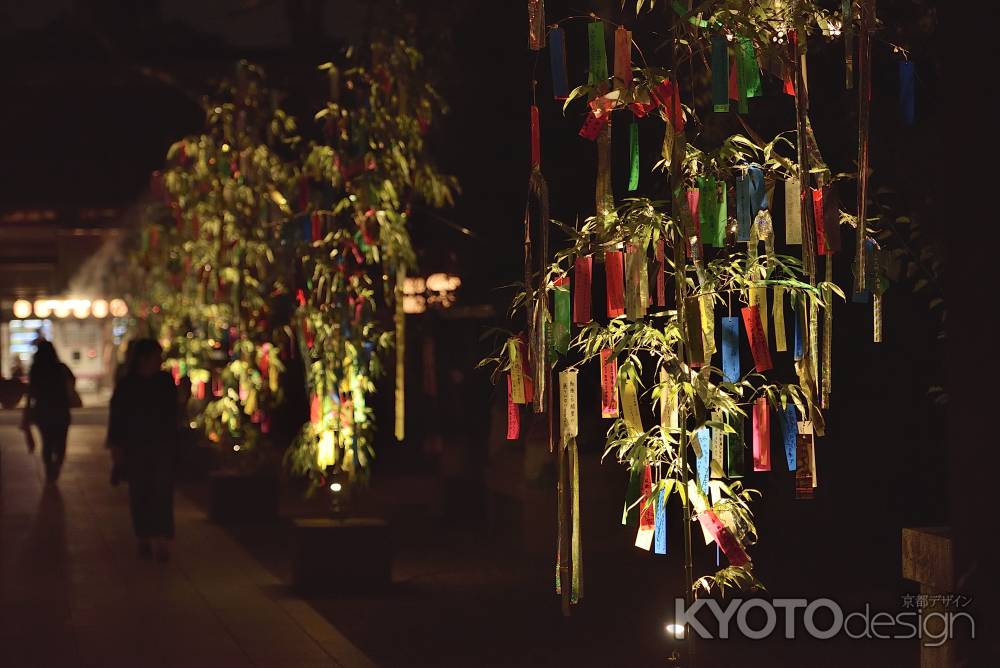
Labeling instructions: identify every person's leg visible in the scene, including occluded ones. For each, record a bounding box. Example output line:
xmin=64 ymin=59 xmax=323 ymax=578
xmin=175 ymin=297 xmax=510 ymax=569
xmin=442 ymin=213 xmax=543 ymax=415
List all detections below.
xmin=49 ymin=422 xmax=69 ymax=480
xmin=152 ymin=466 xmax=175 ymax=562
xmin=38 ymin=424 xmax=58 ymax=482
xmin=128 ymin=473 xmax=153 ymax=557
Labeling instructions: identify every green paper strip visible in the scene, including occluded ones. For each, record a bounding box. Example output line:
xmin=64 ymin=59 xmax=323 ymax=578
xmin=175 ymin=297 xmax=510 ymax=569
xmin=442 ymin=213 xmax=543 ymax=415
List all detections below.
xmin=553 ymin=278 xmax=571 ymax=355
xmin=711 ymin=33 xmax=730 ymax=112
xmin=628 ymin=121 xmax=639 ymax=192
xmin=698 ymin=175 xmax=725 ymax=247
xmin=587 ymin=22 xmax=608 ymax=87
xmin=739 ymin=37 xmax=761 ymax=99
xmin=622 ymin=467 xmax=641 ymax=526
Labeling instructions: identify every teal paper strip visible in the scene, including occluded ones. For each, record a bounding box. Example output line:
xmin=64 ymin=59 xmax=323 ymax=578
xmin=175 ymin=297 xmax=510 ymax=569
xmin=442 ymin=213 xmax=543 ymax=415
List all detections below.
xmin=588 ymin=22 xmax=608 ymax=87
xmin=628 ymin=121 xmax=639 ymax=191
xmin=711 ymin=33 xmax=730 ymax=112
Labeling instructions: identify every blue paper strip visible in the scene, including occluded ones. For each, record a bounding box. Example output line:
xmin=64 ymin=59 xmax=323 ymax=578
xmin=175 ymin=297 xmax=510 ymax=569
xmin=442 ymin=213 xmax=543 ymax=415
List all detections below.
xmin=721 ymin=316 xmax=740 ymax=383
xmin=780 ymin=403 xmax=797 ymax=471
xmin=736 ymin=172 xmax=752 ymax=242
xmin=550 ymin=27 xmax=570 ymax=100
xmin=749 ymin=165 xmax=767 ymax=212
xmin=654 ymin=487 xmax=667 ymax=554
xmin=899 ymin=61 xmax=915 ymax=126
xmin=697 ymin=428 xmax=711 ymax=495
xmin=793 ymin=302 xmax=804 ymax=361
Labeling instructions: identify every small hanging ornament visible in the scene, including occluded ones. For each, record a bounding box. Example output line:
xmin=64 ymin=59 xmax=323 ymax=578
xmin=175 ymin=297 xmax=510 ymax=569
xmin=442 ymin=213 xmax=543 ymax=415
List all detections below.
xmin=528 ymin=0 xmax=545 ymax=50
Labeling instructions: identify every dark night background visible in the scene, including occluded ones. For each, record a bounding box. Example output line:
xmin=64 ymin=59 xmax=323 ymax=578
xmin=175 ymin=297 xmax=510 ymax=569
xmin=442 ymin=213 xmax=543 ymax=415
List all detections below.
xmin=1 ymin=1 xmax=995 ymax=666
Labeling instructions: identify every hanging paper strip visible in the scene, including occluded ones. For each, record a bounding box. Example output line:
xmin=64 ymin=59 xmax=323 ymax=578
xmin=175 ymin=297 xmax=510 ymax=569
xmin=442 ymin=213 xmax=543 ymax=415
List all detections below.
xmin=621 ymin=377 xmax=643 ymax=434
xmin=530 ymin=300 xmax=547 ymax=413
xmin=741 ymin=304 xmax=773 ymax=372
xmin=549 ymin=27 xmax=569 ymax=100
xmin=899 ymin=61 xmax=915 ymax=126
xmin=780 ymin=403 xmax=797 ymax=471
xmin=653 ymin=486 xmax=667 ymax=554
xmin=614 ymin=26 xmax=632 ymax=89
xmin=627 ymin=121 xmax=639 ymax=191
xmin=553 ymin=276 xmax=571 ymax=354
xmin=822 ymin=258 xmax=834 ymax=408
xmin=725 ymin=414 xmax=744 ymax=478
xmin=695 ymin=428 xmax=711 ymax=495
xmin=688 ymin=480 xmax=715 ymax=545
xmin=740 ymin=38 xmax=762 ymax=97
xmin=622 ymin=467 xmax=641 ymax=525
xmin=528 ymin=0 xmax=545 ymax=50
xmin=685 ymin=296 xmax=706 ymax=366
xmin=659 ymin=366 xmax=679 ymax=433
xmin=697 ymin=509 xmax=751 ymax=567
xmin=506 ymin=374 xmax=520 ymax=440
xmin=579 ymin=110 xmax=610 ymax=141
xmin=600 ymin=348 xmax=619 ymax=418
xmin=530 ymin=105 xmax=541 ymax=168
xmin=752 ymin=397 xmax=771 ymax=471
xmin=812 ymin=187 xmax=827 ymax=255
xmin=395 ymin=266 xmax=406 ymax=441
xmin=569 ymin=434 xmax=581 ymax=602
xmin=793 ymin=299 xmax=805 ymax=361
xmin=605 ymin=249 xmax=625 ymax=318
xmin=721 ymin=316 xmax=740 ymax=383
xmin=736 ymin=170 xmax=752 ymax=242
xmin=710 ymin=411 xmax=725 ymax=479
xmin=750 ymin=285 xmax=768 ymax=344
xmin=655 ymin=240 xmax=666 ymax=307
xmin=686 ymin=187 xmax=701 ymax=258
xmin=635 ymin=465 xmax=655 ymax=550
xmin=749 ymin=166 xmax=767 ymax=216
xmin=822 ymin=185 xmax=842 ymax=253
xmin=772 ymin=286 xmax=787 ymax=352
xmin=711 ymin=33 xmax=730 ymax=112
xmin=784 ymin=176 xmax=802 ymax=244
xmin=596 ymin=119 xmax=613 ymax=218
xmin=559 ymin=369 xmax=579 ymax=446
xmin=509 ymin=337 xmax=527 ymax=404
xmin=699 ymin=175 xmax=725 ymax=247
xmin=795 ymin=421 xmax=816 ymax=499
xmin=652 ymin=79 xmax=684 ymax=132
xmin=625 ymin=242 xmax=648 ymax=320
xmin=729 ymin=51 xmax=747 ymax=114
xmin=587 ymin=21 xmax=608 ymax=88
xmin=874 ymin=291 xmax=884 ymax=343
xmin=573 ymin=256 xmax=592 ymax=324
xmin=700 ymin=295 xmax=716 ymax=359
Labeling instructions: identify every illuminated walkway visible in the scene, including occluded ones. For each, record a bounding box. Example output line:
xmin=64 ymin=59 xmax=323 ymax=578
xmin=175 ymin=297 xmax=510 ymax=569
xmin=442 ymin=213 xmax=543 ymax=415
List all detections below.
xmin=0 ymin=410 xmax=375 ymax=667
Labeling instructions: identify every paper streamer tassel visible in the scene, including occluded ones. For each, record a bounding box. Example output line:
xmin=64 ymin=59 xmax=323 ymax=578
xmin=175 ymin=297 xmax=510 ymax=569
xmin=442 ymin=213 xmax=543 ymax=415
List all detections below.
xmin=530 ymin=105 xmax=541 ymax=168
xmin=780 ymin=403 xmax=797 ymax=471
xmin=614 ymin=26 xmax=632 ymax=89
xmin=553 ymin=276 xmax=571 ymax=354
xmin=600 ymin=348 xmax=619 ymax=418
xmin=573 ymin=256 xmax=593 ymax=323
xmin=587 ymin=21 xmax=608 ymax=87
xmin=711 ymin=33 xmax=730 ymax=112
xmin=635 ymin=465 xmax=654 ymax=550
xmin=899 ymin=61 xmax=915 ymax=126
xmin=549 ymin=26 xmax=569 ymax=100
xmin=506 ymin=374 xmax=520 ymax=440
xmin=721 ymin=316 xmax=740 ymax=383
xmin=752 ymin=397 xmax=771 ymax=471
xmin=784 ymin=176 xmax=802 ymax=244
xmin=605 ymin=250 xmax=625 ymax=318
xmin=653 ymin=487 xmax=667 ymax=554
xmin=627 ymin=120 xmax=639 ymax=191
xmin=528 ymin=0 xmax=545 ymax=50
xmin=696 ymin=428 xmax=711 ymax=495
xmin=741 ymin=305 xmax=773 ymax=372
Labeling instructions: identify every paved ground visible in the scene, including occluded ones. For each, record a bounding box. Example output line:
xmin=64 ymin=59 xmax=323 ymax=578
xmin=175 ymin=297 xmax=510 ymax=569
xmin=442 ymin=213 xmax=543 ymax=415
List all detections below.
xmin=0 ymin=409 xmax=374 ymax=668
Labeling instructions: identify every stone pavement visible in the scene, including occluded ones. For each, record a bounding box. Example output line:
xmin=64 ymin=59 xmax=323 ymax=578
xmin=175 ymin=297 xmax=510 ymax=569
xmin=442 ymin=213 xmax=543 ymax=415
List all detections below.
xmin=0 ymin=410 xmax=376 ymax=668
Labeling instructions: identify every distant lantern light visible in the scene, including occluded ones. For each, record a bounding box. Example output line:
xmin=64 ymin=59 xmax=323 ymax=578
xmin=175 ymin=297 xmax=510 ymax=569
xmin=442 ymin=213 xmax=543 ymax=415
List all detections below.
xmin=13 ymin=300 xmax=32 ymax=319
xmin=109 ymin=299 xmax=129 ymax=318
xmin=71 ymin=299 xmax=91 ymax=319
xmin=91 ymin=299 xmax=109 ymax=318
xmin=34 ymin=300 xmax=52 ymax=318
xmin=425 ymin=272 xmax=461 ymax=293
xmin=53 ymin=301 xmax=71 ymax=318
xmin=665 ymin=624 xmax=685 ymax=640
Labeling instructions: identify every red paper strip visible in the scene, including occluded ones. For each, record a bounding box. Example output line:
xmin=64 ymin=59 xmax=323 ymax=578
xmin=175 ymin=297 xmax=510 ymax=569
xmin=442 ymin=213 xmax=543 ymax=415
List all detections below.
xmin=741 ymin=305 xmax=773 ymax=372
xmin=697 ymin=510 xmax=751 ymax=567
xmin=812 ymin=187 xmax=827 ymax=256
xmin=310 ymin=394 xmax=321 ymax=424
xmin=639 ymin=465 xmax=654 ymax=528
xmin=530 ymin=105 xmax=541 ymax=168
xmin=629 ymin=100 xmax=656 ymax=118
xmin=652 ymin=80 xmax=684 ymax=132
xmin=655 ymin=239 xmax=666 ymax=306
xmin=614 ymin=26 xmax=633 ymax=89
xmin=573 ymin=256 xmax=593 ymax=324
xmin=600 ymin=348 xmax=619 ymax=418
xmin=753 ymin=397 xmax=771 ymax=471
xmin=517 ymin=334 xmax=535 ymax=404
xmin=729 ymin=57 xmax=740 ymax=100
xmin=579 ymin=110 xmax=610 ymax=141
xmin=506 ymin=374 xmax=520 ymax=440
xmin=605 ymin=250 xmax=625 ymax=318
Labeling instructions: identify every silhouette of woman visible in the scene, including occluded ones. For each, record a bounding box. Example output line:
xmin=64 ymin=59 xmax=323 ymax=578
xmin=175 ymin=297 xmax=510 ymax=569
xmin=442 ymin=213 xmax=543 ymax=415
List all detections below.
xmin=107 ymin=339 xmax=178 ymax=562
xmin=21 ymin=340 xmax=75 ymax=483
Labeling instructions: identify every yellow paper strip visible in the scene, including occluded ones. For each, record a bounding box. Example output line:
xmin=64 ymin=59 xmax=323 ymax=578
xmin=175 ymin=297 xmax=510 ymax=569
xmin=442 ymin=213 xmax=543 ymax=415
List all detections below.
xmin=773 ymin=285 xmax=787 ymax=352
xmin=394 ymin=268 xmax=406 ymax=441
xmin=751 ymin=285 xmax=769 ymax=344
xmin=559 ymin=369 xmax=579 ymax=447
xmin=710 ymin=410 xmax=725 ymax=480
xmin=699 ymin=295 xmax=716 ymax=358
xmin=508 ymin=339 xmax=526 ymax=404
xmin=621 ymin=377 xmax=643 ymax=434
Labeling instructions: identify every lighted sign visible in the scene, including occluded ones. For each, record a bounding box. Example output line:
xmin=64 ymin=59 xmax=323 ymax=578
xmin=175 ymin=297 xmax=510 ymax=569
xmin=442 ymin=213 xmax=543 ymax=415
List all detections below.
xmin=16 ymin=297 xmax=128 ymax=319
xmin=12 ymin=300 xmax=32 ymax=319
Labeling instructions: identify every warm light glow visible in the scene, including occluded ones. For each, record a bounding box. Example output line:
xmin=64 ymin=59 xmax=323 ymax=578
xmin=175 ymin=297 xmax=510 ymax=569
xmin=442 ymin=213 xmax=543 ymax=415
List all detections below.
xmin=317 ymin=430 xmax=336 ymax=468
xmin=109 ymin=299 xmax=129 ymax=318
xmin=12 ymin=300 xmax=32 ymax=319
xmin=403 ymin=295 xmax=427 ymax=314
xmin=71 ymin=299 xmax=91 ymax=318
xmin=425 ymin=272 xmax=461 ymax=293
xmin=665 ymin=624 xmax=685 ymax=639
xmin=233 ymin=444 xmax=241 ymax=452
xmin=91 ymin=299 xmax=109 ymax=318
xmin=53 ymin=301 xmax=71 ymax=318
xmin=329 ymin=482 xmax=343 ymax=493
xmin=34 ymin=300 xmax=52 ymax=318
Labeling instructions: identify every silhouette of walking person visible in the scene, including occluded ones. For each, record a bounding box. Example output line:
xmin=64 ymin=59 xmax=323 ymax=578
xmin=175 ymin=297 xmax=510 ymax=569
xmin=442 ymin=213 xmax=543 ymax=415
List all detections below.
xmin=107 ymin=339 xmax=179 ymax=562
xmin=21 ymin=340 xmax=76 ymax=483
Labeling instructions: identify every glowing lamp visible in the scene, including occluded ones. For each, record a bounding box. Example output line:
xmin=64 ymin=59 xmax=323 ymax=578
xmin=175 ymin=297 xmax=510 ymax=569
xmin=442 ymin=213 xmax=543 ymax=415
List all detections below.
xmin=91 ymin=299 xmax=109 ymax=318
xmin=109 ymin=299 xmax=129 ymax=317
xmin=12 ymin=300 xmax=32 ymax=319
xmin=317 ymin=430 xmax=336 ymax=468
xmin=665 ymin=624 xmax=685 ymax=640
xmin=71 ymin=299 xmax=91 ymax=318
xmin=53 ymin=301 xmax=71 ymax=318
xmin=34 ymin=300 xmax=52 ymax=318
